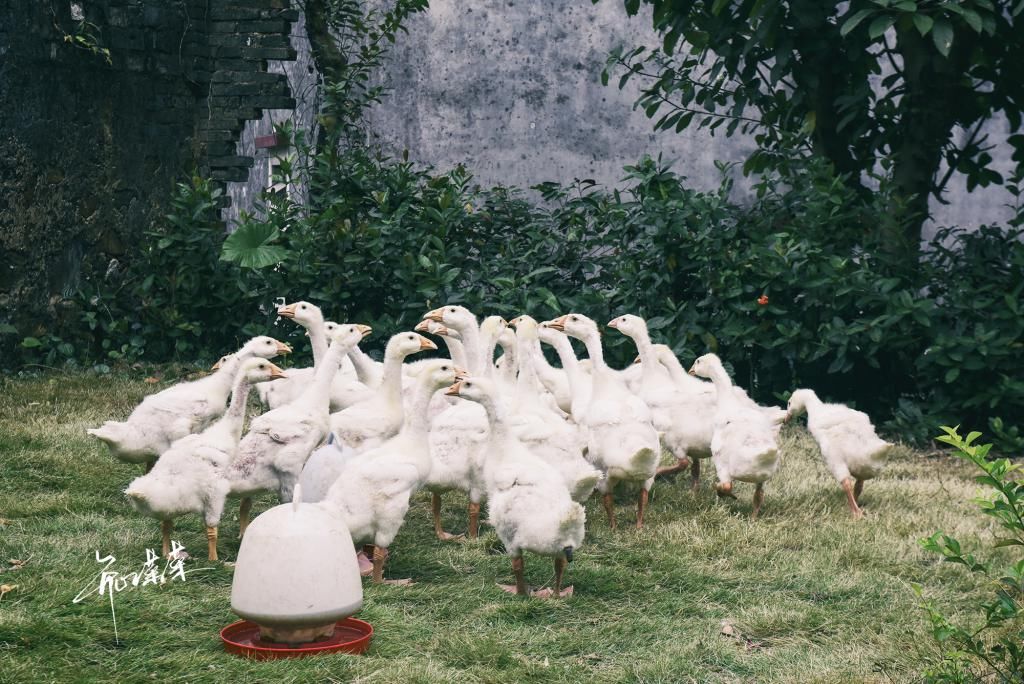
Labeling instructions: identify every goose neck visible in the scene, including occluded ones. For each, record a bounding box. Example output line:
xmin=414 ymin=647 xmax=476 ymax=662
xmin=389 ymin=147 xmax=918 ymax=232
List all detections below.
xmin=404 ymin=381 xmax=439 ymax=436
xmin=580 ymin=330 xmax=608 ymax=375
xmin=457 ymin=324 xmax=484 ymax=375
xmin=442 ymin=337 xmax=469 ymax=369
xmin=306 ymin=318 xmax=327 ymax=365
xmin=222 ymin=376 xmax=253 ymax=440
xmin=379 ymin=350 xmax=406 ymax=406
xmin=305 ymin=342 xmax=346 ymax=406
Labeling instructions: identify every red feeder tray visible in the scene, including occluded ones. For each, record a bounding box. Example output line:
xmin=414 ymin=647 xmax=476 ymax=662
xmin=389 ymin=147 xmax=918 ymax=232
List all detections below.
xmin=220 ymin=618 xmax=373 ymax=660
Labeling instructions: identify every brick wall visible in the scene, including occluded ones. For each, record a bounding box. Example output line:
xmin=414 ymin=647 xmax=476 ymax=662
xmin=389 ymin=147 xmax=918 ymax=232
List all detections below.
xmin=0 ymin=0 xmax=298 ymax=336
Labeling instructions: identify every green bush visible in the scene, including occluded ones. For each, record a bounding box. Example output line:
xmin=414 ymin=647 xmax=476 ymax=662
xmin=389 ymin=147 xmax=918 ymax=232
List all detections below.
xmin=916 ymin=427 xmax=1024 ymax=682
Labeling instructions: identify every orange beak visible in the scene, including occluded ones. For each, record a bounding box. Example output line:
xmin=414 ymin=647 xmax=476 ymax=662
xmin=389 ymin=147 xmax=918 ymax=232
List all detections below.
xmin=445 ymin=380 xmax=463 ymax=397
xmin=423 ymin=307 xmax=444 ymax=323
xmin=633 ymin=356 xmax=641 ymax=365
xmin=688 ymin=365 xmax=697 ymax=376
xmin=547 ymin=315 xmax=568 ymax=332
xmin=278 ymin=303 xmax=297 ymax=319
xmin=414 ymin=320 xmax=432 ymax=333
xmin=419 ymin=335 xmax=438 ymax=351
xmin=453 ymin=367 xmax=469 ymax=379
xmin=607 ymin=319 xmax=620 ymax=329
xmin=212 ymin=356 xmax=228 ymax=370
xmin=275 ymin=341 xmax=293 ymax=355
xmin=268 ymin=362 xmax=288 ymax=380
xmin=508 ymin=316 xmax=523 ymax=327
xmin=356 ymin=324 xmax=372 ymax=339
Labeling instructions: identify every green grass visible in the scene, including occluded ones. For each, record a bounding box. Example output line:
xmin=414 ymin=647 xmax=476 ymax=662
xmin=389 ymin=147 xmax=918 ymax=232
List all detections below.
xmin=0 ymin=370 xmax=998 ymax=682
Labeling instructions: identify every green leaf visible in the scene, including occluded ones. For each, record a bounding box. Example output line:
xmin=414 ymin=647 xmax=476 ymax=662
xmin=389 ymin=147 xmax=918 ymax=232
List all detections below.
xmin=841 ymin=9 xmax=874 ymax=36
xmin=932 ymin=18 xmax=953 ymax=56
xmin=960 ymin=8 xmax=982 ymax=33
xmin=944 ymin=367 xmax=960 ymax=383
xmin=869 ymin=14 xmax=898 ymax=38
xmin=0 ymin=323 xmax=18 ymax=335
xmin=21 ymin=337 xmax=42 ymax=348
xmin=220 ymin=222 xmax=292 ymax=269
xmin=911 ymin=13 xmax=934 ymax=35
xmin=993 ymin=538 xmax=1024 ymax=547
xmin=711 ymin=0 xmax=730 ymax=16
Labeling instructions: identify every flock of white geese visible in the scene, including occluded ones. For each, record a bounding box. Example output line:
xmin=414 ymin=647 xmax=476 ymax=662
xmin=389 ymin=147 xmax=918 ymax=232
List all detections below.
xmin=88 ymin=302 xmax=893 ymax=598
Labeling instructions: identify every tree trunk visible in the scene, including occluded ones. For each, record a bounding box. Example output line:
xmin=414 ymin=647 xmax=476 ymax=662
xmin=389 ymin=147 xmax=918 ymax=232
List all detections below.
xmin=889 ymin=27 xmax=978 ymax=265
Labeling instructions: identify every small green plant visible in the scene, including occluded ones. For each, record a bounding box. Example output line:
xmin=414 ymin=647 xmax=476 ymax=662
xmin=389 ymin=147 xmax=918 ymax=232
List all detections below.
xmin=915 ymin=426 xmax=1024 ymax=683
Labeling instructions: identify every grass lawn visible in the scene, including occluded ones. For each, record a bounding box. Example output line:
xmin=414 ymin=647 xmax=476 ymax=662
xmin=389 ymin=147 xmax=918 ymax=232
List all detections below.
xmin=0 ymin=369 xmax=1000 ymax=683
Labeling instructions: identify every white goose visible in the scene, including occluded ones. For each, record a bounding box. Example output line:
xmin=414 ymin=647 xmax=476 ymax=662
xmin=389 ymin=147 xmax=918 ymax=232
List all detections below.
xmin=124 ymin=358 xmax=287 ymax=559
xmin=448 ymin=374 xmax=585 ymax=598
xmin=787 ymin=389 xmax=892 ymax=518
xmin=228 ymin=324 xmax=367 ymax=535
xmin=690 ymin=353 xmax=781 ymax=519
xmin=258 ymin=302 xmax=358 ymax=410
xmin=537 ymin=321 xmax=591 ymax=421
xmin=507 ymin=316 xmax=601 ymax=502
xmin=611 ymin=316 xmax=717 ymax=489
xmin=328 ymin=331 xmax=437 ymax=452
xmin=421 ymin=305 xmax=496 ymax=540
xmin=549 ymin=313 xmax=660 ymax=529
xmin=88 ymin=335 xmax=291 ymax=469
xmin=322 ymin=360 xmax=461 ymax=584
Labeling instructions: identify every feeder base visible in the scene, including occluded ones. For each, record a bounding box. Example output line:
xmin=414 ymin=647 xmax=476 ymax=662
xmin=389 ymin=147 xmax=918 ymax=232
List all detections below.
xmin=260 ymin=622 xmax=335 ymax=645
xmin=221 ymin=618 xmax=373 ymax=659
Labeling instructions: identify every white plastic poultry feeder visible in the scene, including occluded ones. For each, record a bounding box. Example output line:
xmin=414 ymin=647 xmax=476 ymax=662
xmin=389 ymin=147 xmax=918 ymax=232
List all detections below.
xmin=221 ymin=487 xmax=371 ymax=658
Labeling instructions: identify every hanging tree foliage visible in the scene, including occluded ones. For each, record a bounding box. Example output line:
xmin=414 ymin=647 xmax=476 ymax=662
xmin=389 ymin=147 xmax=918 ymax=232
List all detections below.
xmin=601 ymin=0 xmax=1024 ymax=261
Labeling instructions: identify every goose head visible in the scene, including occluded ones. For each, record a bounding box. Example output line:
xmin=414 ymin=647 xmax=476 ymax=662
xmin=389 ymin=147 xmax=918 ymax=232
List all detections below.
xmin=785 ymin=389 xmax=818 ymax=421
xmin=415 ymin=319 xmax=462 ymax=341
xmin=215 ymin=336 xmax=292 ymax=368
xmin=416 ymin=359 xmax=466 ymax=393
xmin=549 ymin=313 xmax=599 ymax=343
xmin=537 ymin=320 xmax=568 ymax=348
xmin=238 ymin=357 xmax=289 ymax=383
xmin=512 ymin=315 xmax=540 ymax=341
xmin=277 ymin=301 xmax=324 ymax=329
xmin=422 ymin=304 xmax=478 ymax=334
xmin=607 ymin=313 xmax=647 ymax=340
xmin=327 ymin=324 xmax=372 ymax=352
xmin=479 ymin=315 xmax=509 ymax=340
xmin=444 ymin=374 xmax=495 ymax=405
xmin=688 ymin=353 xmax=723 ymax=379
xmin=385 ymin=331 xmax=437 ymax=361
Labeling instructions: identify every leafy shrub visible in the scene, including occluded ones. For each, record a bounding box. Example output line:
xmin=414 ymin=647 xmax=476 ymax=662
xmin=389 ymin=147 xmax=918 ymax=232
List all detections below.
xmin=916 ymin=427 xmax=1024 ymax=682
xmin=75 ymin=176 xmax=272 ymax=363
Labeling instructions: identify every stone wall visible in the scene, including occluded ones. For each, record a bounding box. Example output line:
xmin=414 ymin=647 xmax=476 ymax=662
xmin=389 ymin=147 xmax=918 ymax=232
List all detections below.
xmin=0 ymin=0 xmax=297 ymax=336
xmin=366 ymin=0 xmax=1016 ymax=234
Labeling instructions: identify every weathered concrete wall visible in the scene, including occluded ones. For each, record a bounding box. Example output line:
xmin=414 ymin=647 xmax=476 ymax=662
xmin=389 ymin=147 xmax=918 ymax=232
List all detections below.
xmin=365 ymin=0 xmax=1016 ymax=233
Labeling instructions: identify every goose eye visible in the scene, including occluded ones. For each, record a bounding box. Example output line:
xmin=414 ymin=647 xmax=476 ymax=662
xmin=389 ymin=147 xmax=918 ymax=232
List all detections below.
xmin=300 ymin=305 xmax=306 ymax=309
xmin=441 ymin=365 xmax=449 ymax=371
xmin=448 ymin=307 xmax=456 ymax=312
xmin=260 ymin=364 xmax=266 ymax=369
